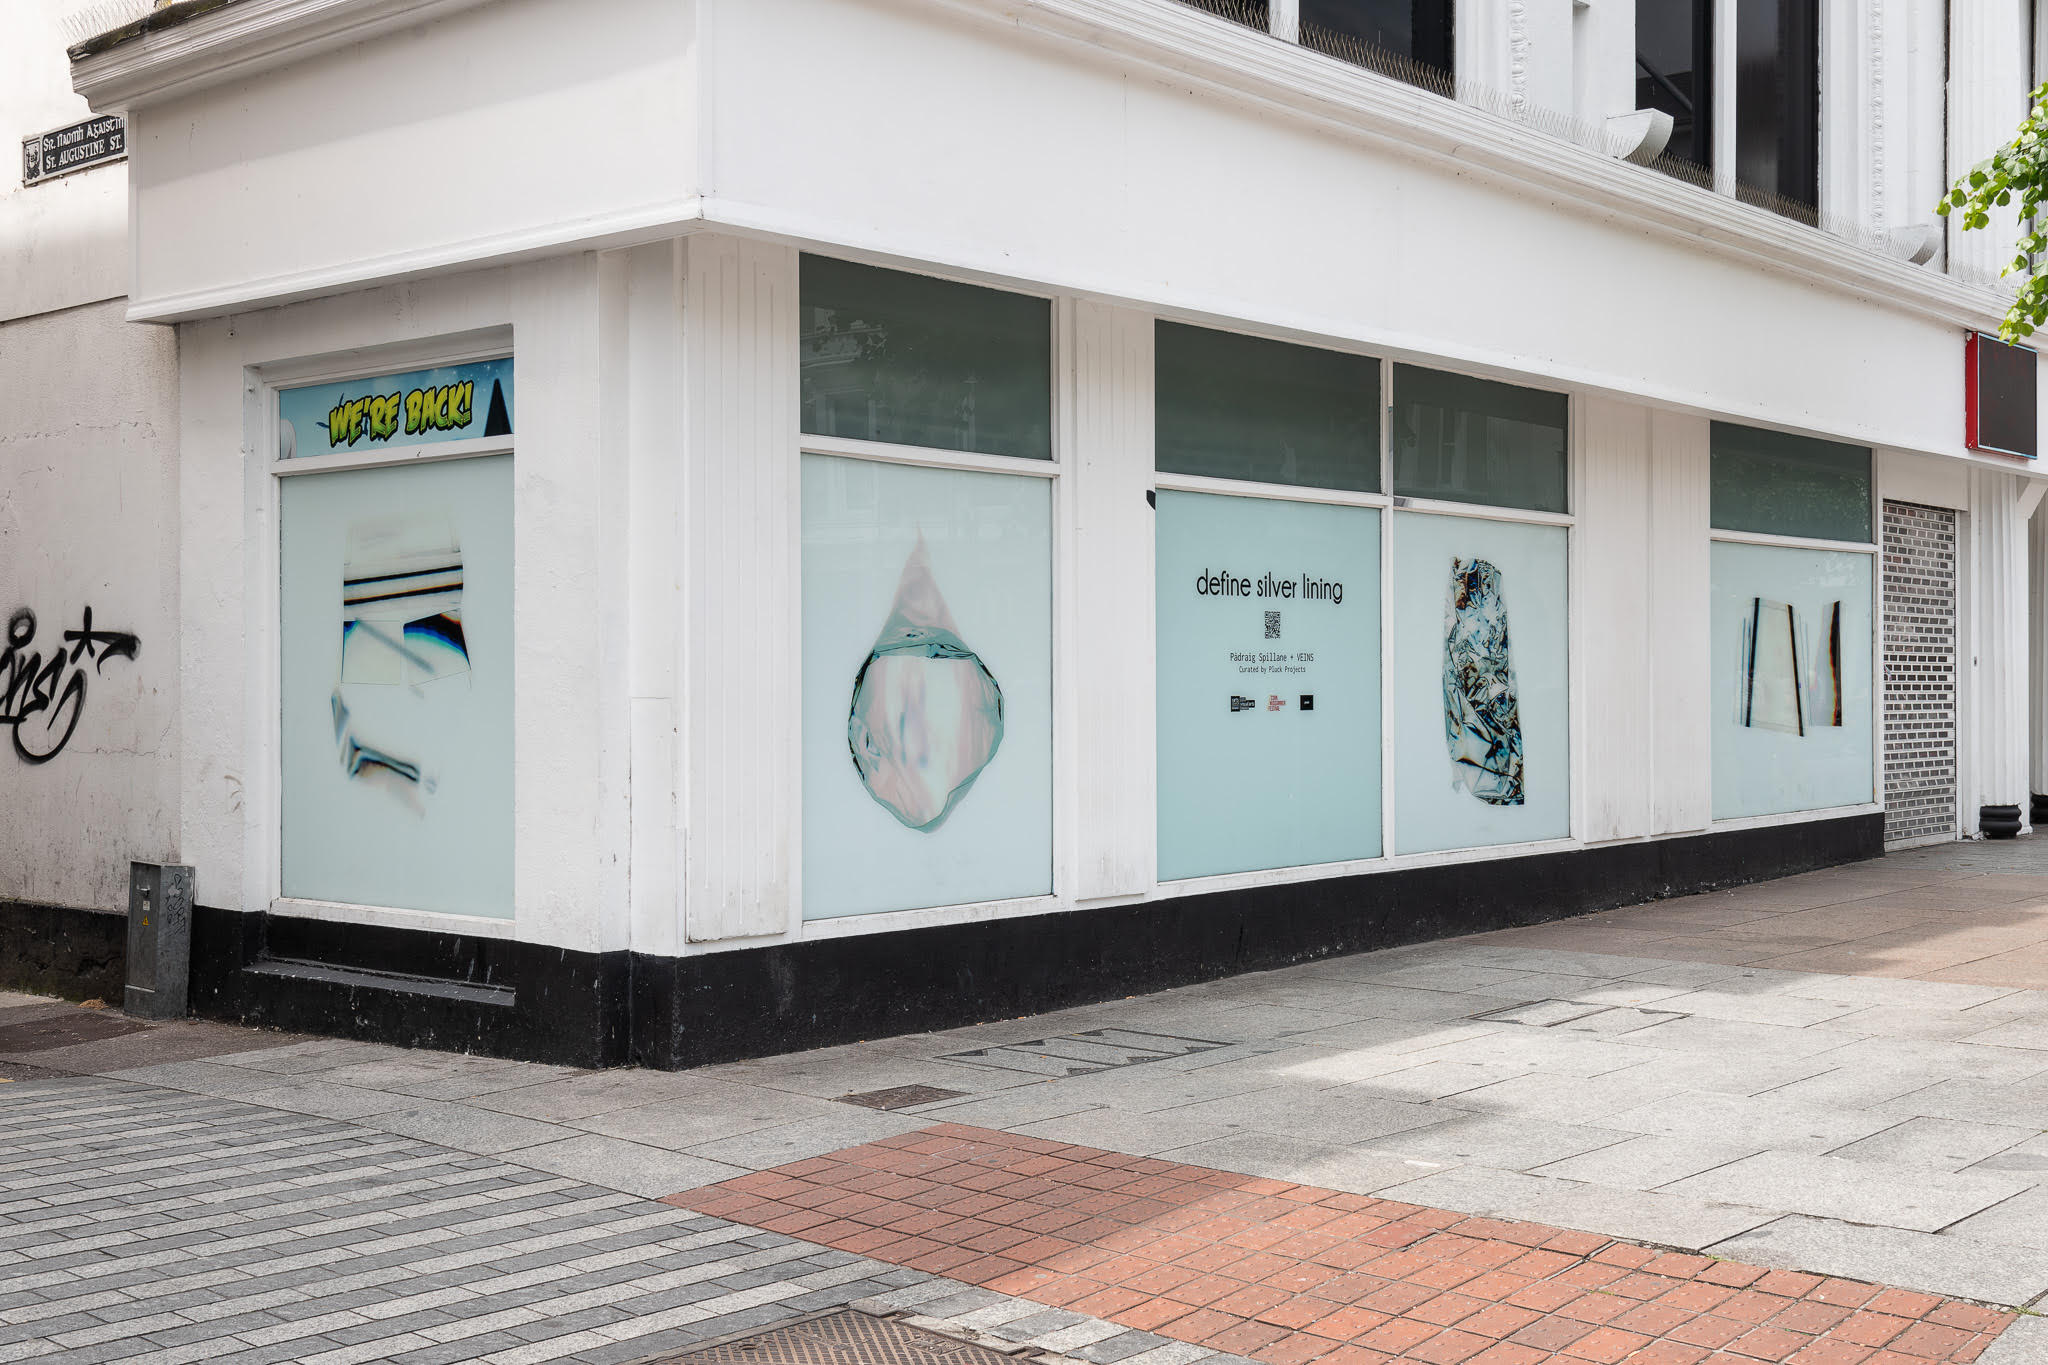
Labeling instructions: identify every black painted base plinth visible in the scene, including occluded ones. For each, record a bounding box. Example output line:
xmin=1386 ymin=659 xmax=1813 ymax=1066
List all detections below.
xmin=1981 ymin=804 xmax=2024 ymax=839
xmin=2 ymin=812 xmax=1884 ymax=1070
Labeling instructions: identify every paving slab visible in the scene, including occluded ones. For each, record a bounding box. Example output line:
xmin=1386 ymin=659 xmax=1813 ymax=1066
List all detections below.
xmin=1710 ymin=1214 xmax=2048 ymax=1307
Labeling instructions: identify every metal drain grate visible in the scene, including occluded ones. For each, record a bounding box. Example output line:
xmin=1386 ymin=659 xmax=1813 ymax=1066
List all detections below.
xmin=940 ymin=1028 xmax=1226 ymax=1077
xmin=838 ymin=1085 xmax=969 ymax=1111
xmin=647 ymin=1310 xmax=1028 ymax=1365
xmin=1470 ymin=1000 xmax=1684 ymax=1033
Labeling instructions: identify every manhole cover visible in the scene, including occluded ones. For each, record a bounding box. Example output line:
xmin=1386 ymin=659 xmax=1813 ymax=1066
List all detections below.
xmin=940 ymin=1027 xmax=1225 ymax=1077
xmin=649 ymin=1310 xmax=1027 ymax=1365
xmin=0 ymin=1010 xmax=150 ymax=1054
xmin=839 ymin=1085 xmax=968 ymax=1111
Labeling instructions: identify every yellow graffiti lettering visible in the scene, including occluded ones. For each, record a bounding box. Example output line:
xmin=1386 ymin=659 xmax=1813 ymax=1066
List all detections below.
xmin=368 ymin=392 xmax=402 ymax=442
xmin=325 ymin=395 xmax=368 ymax=448
xmin=401 ymin=381 xmax=479 ymax=436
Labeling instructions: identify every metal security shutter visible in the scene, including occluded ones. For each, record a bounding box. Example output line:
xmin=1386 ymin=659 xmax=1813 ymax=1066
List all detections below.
xmin=1882 ymin=500 xmax=1959 ymax=845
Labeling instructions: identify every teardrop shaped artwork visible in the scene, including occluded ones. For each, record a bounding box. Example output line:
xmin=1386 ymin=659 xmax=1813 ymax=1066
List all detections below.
xmin=847 ymin=534 xmax=1005 ymax=831
xmin=1443 ymin=556 xmax=1525 ymax=806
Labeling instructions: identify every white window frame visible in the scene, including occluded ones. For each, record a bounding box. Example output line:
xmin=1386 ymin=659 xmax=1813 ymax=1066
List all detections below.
xmin=793 ymin=261 xmax=1068 ymax=941
xmin=1705 ymin=437 xmax=1883 ymax=832
xmin=255 ymin=331 xmax=520 ymax=939
xmin=1153 ymin=330 xmax=1581 ymax=900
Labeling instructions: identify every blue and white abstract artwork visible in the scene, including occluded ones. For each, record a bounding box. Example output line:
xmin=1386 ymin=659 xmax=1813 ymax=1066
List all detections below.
xmin=1443 ymin=557 xmax=1525 ymax=806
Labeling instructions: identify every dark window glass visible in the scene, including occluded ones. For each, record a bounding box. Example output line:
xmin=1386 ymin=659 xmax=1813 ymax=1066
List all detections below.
xmin=800 ymin=255 xmax=1052 ymax=461
xmin=1711 ymin=422 xmax=1872 ymax=542
xmin=1175 ymin=0 xmax=1270 ymax=29
xmin=1391 ymin=366 xmax=1568 ymax=514
xmin=1300 ymin=0 xmax=1455 ymax=91
xmin=1155 ymin=322 xmax=1382 ymax=493
xmin=1735 ymin=0 xmax=1819 ymax=213
xmin=1636 ymin=0 xmax=1713 ymax=173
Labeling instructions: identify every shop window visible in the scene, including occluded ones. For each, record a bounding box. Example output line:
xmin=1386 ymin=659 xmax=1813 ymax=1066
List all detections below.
xmin=1391 ymin=365 xmax=1569 ymax=514
xmin=800 ymin=256 xmax=1052 ymax=462
xmin=1300 ymin=0 xmax=1455 ymax=91
xmin=275 ymin=359 xmax=515 ymax=917
xmin=799 ymin=455 xmax=1054 ymax=919
xmin=1710 ymin=422 xmax=1871 ymax=542
xmin=1636 ymin=0 xmax=1713 ymax=174
xmin=1710 ymin=542 xmax=1874 ymax=818
xmin=1710 ymin=423 xmax=1873 ymax=820
xmin=1389 ymin=512 xmax=1571 ymax=854
xmin=1155 ymin=322 xmax=1382 ymax=493
xmin=1155 ymin=492 xmax=1384 ymax=879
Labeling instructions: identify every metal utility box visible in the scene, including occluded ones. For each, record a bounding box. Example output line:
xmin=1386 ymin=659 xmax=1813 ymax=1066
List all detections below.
xmin=125 ymin=862 xmax=193 ymax=1020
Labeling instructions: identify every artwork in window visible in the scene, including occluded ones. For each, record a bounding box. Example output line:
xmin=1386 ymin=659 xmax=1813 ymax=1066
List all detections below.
xmin=1739 ymin=597 xmax=1845 ymax=737
xmin=277 ymin=357 xmax=514 ymax=458
xmin=1742 ymin=598 xmax=1802 ymax=735
xmin=331 ymin=518 xmax=470 ymax=810
xmin=1711 ymin=541 xmax=1871 ymax=819
xmin=1444 ymin=558 xmax=1525 ymax=806
xmin=281 ymin=455 xmax=512 ymax=917
xmin=1392 ymin=513 xmax=1568 ymax=855
xmin=802 ymin=455 xmax=1052 ymax=919
xmin=848 ymin=535 xmax=1005 ymax=831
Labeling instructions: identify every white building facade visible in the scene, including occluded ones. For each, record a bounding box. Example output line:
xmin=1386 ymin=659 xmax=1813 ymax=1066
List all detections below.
xmin=5 ymin=0 xmax=2044 ymax=1064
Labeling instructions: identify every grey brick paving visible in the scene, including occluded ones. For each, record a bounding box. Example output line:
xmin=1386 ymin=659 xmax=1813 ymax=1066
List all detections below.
xmin=0 ymin=1079 xmax=1252 ymax=1365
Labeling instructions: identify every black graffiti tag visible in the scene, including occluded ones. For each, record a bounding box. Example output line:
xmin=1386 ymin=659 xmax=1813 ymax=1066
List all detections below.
xmin=0 ymin=607 xmax=140 ymax=764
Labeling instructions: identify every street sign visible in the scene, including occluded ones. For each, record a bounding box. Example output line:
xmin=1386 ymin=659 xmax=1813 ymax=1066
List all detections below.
xmin=21 ymin=114 xmax=126 ymax=187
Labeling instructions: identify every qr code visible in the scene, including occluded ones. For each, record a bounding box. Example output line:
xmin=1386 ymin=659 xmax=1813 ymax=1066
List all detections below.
xmin=1264 ymin=611 xmax=1281 ymax=639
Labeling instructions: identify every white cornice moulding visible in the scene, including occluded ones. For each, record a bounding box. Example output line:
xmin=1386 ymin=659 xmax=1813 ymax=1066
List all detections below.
xmin=70 ymin=0 xmax=500 ymax=107
xmin=77 ymin=0 xmax=2013 ymax=332
xmin=928 ymin=0 xmax=2009 ymax=331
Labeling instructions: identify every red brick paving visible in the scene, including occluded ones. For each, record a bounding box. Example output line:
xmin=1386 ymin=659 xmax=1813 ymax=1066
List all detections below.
xmin=668 ymin=1124 xmax=2015 ymax=1365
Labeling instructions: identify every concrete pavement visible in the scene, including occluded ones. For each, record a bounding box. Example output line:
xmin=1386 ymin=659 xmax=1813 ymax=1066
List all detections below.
xmin=6 ymin=836 xmax=2048 ymax=1361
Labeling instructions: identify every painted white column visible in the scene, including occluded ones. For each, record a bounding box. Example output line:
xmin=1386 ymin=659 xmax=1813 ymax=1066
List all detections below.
xmin=1649 ymin=410 xmax=1713 ymax=835
xmin=1067 ymin=301 xmax=1156 ymax=902
xmin=1819 ymin=0 xmax=1880 ymax=236
xmin=622 ymin=240 xmax=686 ymax=959
xmin=1574 ymin=396 xmax=1653 ymax=843
xmin=1969 ymin=466 xmax=2031 ymax=829
xmin=679 ymin=233 xmax=802 ymax=941
xmin=2023 ymin=490 xmax=2048 ymax=814
xmin=1457 ymin=0 xmax=1513 ymax=99
xmin=1947 ymin=0 xmax=2031 ymax=286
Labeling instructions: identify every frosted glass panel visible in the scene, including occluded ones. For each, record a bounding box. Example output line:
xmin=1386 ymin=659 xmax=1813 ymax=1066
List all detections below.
xmin=1711 ymin=423 xmax=1872 ymax=542
xmin=1392 ymin=366 xmax=1568 ymax=513
xmin=280 ymin=456 xmax=513 ymax=916
xmin=1391 ymin=512 xmax=1570 ymax=853
xmin=801 ymin=455 xmax=1053 ymax=918
xmin=1155 ymin=323 xmax=1381 ymax=493
xmin=1156 ymin=492 xmax=1382 ymax=879
xmin=800 ymin=256 xmax=1051 ymax=461
xmin=1712 ymin=541 xmax=1874 ymax=818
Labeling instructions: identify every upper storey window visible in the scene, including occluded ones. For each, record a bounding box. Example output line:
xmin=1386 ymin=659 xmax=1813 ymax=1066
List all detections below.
xmin=1300 ymin=0 xmax=1456 ymax=91
xmin=1636 ymin=0 xmax=1819 ymax=216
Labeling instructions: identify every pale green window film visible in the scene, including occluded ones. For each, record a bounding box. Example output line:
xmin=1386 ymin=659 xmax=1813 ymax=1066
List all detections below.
xmin=1392 ymin=365 xmax=1569 ymax=513
xmin=1154 ymin=323 xmax=1382 ymax=493
xmin=1711 ymin=423 xmax=1873 ymax=542
xmin=280 ymin=456 xmax=514 ymax=917
xmin=1390 ymin=512 xmax=1571 ymax=854
xmin=1711 ymin=541 xmax=1874 ymax=818
xmin=1156 ymin=492 xmax=1383 ymax=879
xmin=800 ymin=455 xmax=1054 ymax=918
xmin=800 ymin=256 xmax=1052 ymax=461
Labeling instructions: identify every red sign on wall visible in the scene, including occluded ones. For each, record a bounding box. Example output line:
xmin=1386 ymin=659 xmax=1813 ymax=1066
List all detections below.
xmin=1965 ymin=331 xmax=2039 ymax=459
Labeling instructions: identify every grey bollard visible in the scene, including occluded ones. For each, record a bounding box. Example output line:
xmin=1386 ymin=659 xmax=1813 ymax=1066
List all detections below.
xmin=125 ymin=862 xmax=193 ymax=1019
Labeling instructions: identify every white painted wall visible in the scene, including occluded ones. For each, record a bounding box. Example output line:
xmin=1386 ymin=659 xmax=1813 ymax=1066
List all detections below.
xmin=0 ymin=301 xmax=180 ymax=912
xmin=1 ymin=0 xmax=127 ymax=322
xmin=122 ymin=0 xmax=699 ymax=318
xmin=1 ymin=2 xmax=178 ymax=914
